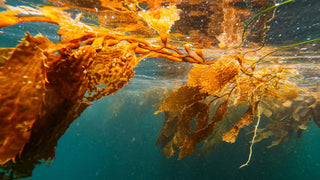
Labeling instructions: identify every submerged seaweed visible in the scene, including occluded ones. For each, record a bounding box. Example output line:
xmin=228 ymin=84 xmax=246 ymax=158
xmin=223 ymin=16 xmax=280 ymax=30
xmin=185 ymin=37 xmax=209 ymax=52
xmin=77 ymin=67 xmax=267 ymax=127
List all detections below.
xmin=0 ymin=0 xmax=319 ymax=178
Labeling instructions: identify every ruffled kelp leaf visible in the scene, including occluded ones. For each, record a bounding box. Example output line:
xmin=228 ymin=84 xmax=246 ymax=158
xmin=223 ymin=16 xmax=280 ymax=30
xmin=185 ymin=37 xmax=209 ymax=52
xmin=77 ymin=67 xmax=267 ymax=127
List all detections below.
xmin=179 ymin=97 xmax=229 ymax=159
xmin=138 ymin=5 xmax=181 ymax=34
xmin=156 ymin=86 xmax=209 ymax=158
xmin=313 ymin=101 xmax=320 ymax=128
xmin=156 ymin=111 xmax=180 ymax=158
xmin=254 ymin=95 xmax=316 ymax=148
xmin=188 ymin=56 xmax=240 ymax=96
xmin=0 ymin=48 xmax=13 ymax=66
xmin=156 ymin=85 xmax=208 ymax=113
xmin=0 ymin=32 xmax=95 ymax=177
xmin=223 ymin=101 xmax=259 ymax=143
xmin=157 ymin=54 xmax=306 ymax=159
xmin=176 ymin=102 xmax=210 ymax=147
xmin=85 ymin=41 xmax=139 ymax=101
xmin=0 ymin=34 xmax=53 ymax=165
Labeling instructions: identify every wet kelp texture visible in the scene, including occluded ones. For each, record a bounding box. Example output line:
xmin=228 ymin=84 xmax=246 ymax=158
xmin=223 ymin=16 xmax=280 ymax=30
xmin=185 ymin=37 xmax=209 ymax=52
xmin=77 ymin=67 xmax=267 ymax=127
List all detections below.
xmin=0 ymin=0 xmax=319 ymax=178
xmin=0 ymin=2 xmax=211 ymax=177
xmin=0 ymin=34 xmax=49 ymax=165
xmin=0 ymin=33 xmax=92 ymax=177
xmin=155 ymin=55 xmax=318 ymax=159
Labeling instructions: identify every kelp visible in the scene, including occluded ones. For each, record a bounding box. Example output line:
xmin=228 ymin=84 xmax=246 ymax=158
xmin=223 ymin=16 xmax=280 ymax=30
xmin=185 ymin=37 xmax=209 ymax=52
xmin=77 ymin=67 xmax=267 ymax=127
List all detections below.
xmin=187 ymin=56 xmax=240 ymax=96
xmin=156 ymin=54 xmax=318 ymax=159
xmin=85 ymin=41 xmax=139 ymax=101
xmin=155 ymin=86 xmax=209 ymax=158
xmin=0 ymin=34 xmax=48 ymax=165
xmin=179 ymin=97 xmax=229 ymax=159
xmin=138 ymin=5 xmax=181 ymax=35
xmin=223 ymin=101 xmax=259 ymax=143
xmin=254 ymin=95 xmax=317 ymax=148
xmin=0 ymin=2 xmax=205 ymax=173
xmin=0 ymin=48 xmax=13 ymax=66
xmin=0 ymin=0 xmax=319 ymax=177
xmin=313 ymin=101 xmax=320 ymax=127
xmin=0 ymin=33 xmax=91 ymax=178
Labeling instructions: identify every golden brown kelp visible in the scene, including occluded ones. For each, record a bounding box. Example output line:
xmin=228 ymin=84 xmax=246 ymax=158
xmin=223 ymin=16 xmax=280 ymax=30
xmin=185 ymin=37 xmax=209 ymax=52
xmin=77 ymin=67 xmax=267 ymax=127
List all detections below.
xmin=179 ymin=97 xmax=229 ymax=159
xmin=156 ymin=56 xmax=239 ymax=159
xmin=155 ymin=52 xmax=315 ymax=159
xmin=0 ymin=34 xmax=51 ymax=165
xmin=86 ymin=41 xmax=139 ymax=101
xmin=155 ymin=86 xmax=209 ymax=158
xmin=255 ymin=95 xmax=317 ymax=148
xmin=0 ymin=3 xmax=204 ymax=175
xmin=0 ymin=0 xmax=318 ymax=176
xmin=313 ymin=101 xmax=320 ymax=127
xmin=0 ymin=48 xmax=13 ymax=66
xmin=222 ymin=100 xmax=259 ymax=143
xmin=0 ymin=33 xmax=94 ymax=177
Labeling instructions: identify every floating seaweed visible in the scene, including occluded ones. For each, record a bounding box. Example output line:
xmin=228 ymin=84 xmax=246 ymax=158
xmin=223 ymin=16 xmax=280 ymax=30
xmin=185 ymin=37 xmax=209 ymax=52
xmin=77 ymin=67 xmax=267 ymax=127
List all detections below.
xmin=0 ymin=2 xmax=207 ymax=176
xmin=0 ymin=0 xmax=319 ymax=178
xmin=155 ymin=53 xmax=316 ymax=160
